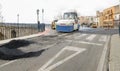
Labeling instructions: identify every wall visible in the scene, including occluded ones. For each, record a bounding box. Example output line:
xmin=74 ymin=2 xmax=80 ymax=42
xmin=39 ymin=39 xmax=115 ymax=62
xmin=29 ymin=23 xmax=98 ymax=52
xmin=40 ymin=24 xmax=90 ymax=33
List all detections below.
xmin=0 ymin=23 xmax=39 ymax=40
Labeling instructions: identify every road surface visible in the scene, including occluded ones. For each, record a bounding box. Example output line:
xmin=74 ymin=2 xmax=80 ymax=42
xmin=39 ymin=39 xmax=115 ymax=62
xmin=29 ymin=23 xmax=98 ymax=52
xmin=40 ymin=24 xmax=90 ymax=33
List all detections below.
xmin=0 ymin=27 xmax=118 ymax=71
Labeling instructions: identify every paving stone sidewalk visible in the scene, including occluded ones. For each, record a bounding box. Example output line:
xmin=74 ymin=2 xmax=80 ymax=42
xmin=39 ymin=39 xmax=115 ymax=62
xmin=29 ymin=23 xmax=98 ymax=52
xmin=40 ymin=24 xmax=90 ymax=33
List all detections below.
xmin=109 ymin=34 xmax=120 ymax=71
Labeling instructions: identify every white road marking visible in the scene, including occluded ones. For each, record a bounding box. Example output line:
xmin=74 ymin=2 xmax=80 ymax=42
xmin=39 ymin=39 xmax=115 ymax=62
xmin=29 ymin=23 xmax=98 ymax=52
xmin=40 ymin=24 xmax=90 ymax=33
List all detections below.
xmin=86 ymin=34 xmax=96 ymax=41
xmin=42 ymin=43 xmax=57 ymax=50
xmin=74 ymin=34 xmax=87 ymax=39
xmin=97 ymin=36 xmax=110 ymax=71
xmin=99 ymin=35 xmax=107 ymax=42
xmin=0 ymin=60 xmax=17 ymax=68
xmin=78 ymin=41 xmax=103 ymax=46
xmin=65 ymin=34 xmax=87 ymax=39
xmin=38 ymin=46 xmax=86 ymax=71
xmin=65 ymin=40 xmax=103 ymax=46
xmin=78 ymin=34 xmax=87 ymax=38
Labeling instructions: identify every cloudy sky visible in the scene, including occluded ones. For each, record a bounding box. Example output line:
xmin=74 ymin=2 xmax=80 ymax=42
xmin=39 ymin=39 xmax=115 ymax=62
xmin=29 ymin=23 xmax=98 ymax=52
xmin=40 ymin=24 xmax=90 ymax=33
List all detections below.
xmin=0 ymin=0 xmax=119 ymax=23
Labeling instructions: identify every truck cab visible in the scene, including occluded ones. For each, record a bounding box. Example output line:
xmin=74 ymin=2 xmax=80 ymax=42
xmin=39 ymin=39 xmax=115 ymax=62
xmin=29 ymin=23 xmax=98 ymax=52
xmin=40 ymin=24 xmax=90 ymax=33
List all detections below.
xmin=56 ymin=10 xmax=80 ymax=32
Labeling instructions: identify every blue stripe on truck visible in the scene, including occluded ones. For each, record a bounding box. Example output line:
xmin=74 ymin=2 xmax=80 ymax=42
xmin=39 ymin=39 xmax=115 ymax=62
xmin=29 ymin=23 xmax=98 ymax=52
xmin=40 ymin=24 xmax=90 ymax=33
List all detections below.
xmin=56 ymin=25 xmax=74 ymax=32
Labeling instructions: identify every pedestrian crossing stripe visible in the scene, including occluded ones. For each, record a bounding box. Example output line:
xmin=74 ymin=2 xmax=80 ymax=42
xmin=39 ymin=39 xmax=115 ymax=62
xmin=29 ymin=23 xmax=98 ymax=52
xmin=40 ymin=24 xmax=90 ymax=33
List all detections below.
xmin=86 ymin=34 xmax=96 ymax=41
xmin=64 ymin=34 xmax=107 ymax=42
xmin=76 ymin=34 xmax=107 ymax=42
xmin=99 ymin=35 xmax=107 ymax=42
xmin=65 ymin=40 xmax=103 ymax=46
xmin=74 ymin=34 xmax=87 ymax=39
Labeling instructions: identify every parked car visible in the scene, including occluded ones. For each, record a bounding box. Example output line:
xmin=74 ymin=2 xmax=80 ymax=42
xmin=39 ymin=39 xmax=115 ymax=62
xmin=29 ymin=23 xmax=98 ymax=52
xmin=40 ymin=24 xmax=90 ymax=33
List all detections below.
xmin=91 ymin=23 xmax=97 ymax=28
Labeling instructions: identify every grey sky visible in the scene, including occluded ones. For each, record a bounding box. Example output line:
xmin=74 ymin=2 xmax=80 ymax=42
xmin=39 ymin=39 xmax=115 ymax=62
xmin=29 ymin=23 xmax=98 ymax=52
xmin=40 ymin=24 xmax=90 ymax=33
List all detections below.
xmin=0 ymin=0 xmax=119 ymax=23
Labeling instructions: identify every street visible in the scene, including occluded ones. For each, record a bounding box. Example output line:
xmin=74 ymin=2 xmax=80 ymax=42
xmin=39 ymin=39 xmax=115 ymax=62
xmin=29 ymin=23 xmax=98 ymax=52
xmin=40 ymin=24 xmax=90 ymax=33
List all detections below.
xmin=0 ymin=27 xmax=118 ymax=71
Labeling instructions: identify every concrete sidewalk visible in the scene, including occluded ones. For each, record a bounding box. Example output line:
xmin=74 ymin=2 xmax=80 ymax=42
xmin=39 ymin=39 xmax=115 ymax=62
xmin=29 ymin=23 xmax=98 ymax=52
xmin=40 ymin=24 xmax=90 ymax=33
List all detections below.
xmin=109 ymin=34 xmax=120 ymax=71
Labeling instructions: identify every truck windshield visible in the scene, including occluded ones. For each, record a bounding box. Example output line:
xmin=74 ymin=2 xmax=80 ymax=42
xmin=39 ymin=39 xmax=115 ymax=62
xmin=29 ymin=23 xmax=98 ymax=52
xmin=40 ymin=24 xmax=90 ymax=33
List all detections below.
xmin=63 ymin=12 xmax=77 ymax=19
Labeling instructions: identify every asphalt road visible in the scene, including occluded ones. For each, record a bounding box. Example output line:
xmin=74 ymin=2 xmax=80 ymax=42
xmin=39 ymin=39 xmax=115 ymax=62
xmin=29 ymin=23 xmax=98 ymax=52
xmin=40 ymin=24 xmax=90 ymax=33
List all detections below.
xmin=0 ymin=27 xmax=118 ymax=71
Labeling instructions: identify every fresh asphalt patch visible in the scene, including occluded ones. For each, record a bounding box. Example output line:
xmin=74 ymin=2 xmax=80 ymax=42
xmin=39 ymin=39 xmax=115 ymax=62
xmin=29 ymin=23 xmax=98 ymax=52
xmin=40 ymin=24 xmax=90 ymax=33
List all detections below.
xmin=0 ymin=40 xmax=34 ymax=49
xmin=0 ymin=33 xmax=75 ymax=61
xmin=0 ymin=39 xmax=48 ymax=60
xmin=0 ymin=49 xmax=46 ymax=60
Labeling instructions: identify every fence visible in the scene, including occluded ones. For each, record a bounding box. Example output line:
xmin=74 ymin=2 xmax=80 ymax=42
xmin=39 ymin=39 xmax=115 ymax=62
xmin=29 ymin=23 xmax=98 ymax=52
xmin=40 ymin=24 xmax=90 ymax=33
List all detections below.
xmin=0 ymin=23 xmax=45 ymax=40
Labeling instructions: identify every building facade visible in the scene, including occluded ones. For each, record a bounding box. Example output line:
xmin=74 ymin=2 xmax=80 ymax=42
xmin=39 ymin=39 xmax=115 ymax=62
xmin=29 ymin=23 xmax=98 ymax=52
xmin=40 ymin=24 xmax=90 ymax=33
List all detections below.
xmin=79 ymin=16 xmax=96 ymax=25
xmin=97 ymin=5 xmax=120 ymax=28
xmin=96 ymin=11 xmax=104 ymax=28
xmin=102 ymin=6 xmax=115 ymax=28
xmin=114 ymin=5 xmax=120 ymax=28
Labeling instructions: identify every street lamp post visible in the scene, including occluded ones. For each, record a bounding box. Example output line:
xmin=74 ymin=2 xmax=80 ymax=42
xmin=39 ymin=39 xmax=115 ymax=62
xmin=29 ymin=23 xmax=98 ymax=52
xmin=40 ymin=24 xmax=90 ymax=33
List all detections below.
xmin=119 ymin=0 xmax=120 ymax=37
xmin=17 ymin=14 xmax=19 ymax=37
xmin=42 ymin=9 xmax=44 ymax=23
xmin=37 ymin=9 xmax=40 ymax=32
xmin=37 ymin=9 xmax=39 ymax=23
xmin=41 ymin=9 xmax=45 ymax=32
xmin=1 ymin=16 xmax=3 ymax=23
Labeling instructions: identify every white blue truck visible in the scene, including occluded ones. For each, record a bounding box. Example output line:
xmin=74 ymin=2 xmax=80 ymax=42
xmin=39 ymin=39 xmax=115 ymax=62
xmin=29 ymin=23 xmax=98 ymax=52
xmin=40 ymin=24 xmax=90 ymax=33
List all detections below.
xmin=56 ymin=10 xmax=80 ymax=32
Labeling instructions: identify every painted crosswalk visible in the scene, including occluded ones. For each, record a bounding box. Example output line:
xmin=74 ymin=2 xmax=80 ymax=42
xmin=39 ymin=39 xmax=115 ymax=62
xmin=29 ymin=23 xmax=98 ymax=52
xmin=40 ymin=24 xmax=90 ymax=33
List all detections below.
xmin=86 ymin=34 xmax=96 ymax=41
xmin=99 ymin=35 xmax=107 ymax=42
xmin=64 ymin=33 xmax=107 ymax=43
xmin=74 ymin=34 xmax=87 ymax=39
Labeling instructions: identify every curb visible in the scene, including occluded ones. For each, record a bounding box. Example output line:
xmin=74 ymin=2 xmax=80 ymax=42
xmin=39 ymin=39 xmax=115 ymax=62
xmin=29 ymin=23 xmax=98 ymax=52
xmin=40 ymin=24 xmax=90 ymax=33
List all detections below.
xmin=109 ymin=34 xmax=120 ymax=71
xmin=97 ymin=36 xmax=111 ymax=71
